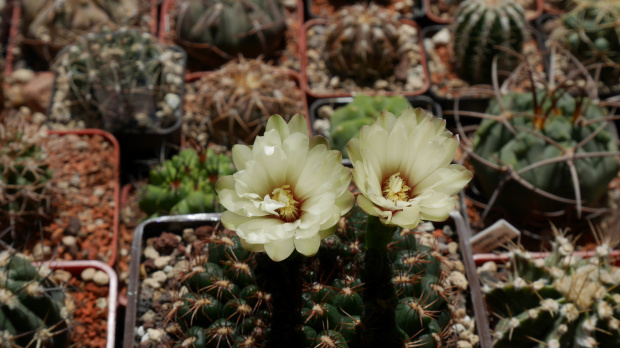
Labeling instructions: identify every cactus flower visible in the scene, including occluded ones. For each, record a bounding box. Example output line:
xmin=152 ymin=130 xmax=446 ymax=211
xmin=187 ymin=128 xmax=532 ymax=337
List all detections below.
xmin=347 ymin=108 xmax=472 ymax=229
xmin=216 ymin=114 xmax=354 ymax=261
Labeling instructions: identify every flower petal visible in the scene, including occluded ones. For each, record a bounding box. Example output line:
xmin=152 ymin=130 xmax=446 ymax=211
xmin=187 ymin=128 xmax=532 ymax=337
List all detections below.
xmin=294 ymin=234 xmax=321 ymax=257
xmin=264 ymin=238 xmax=296 ymax=262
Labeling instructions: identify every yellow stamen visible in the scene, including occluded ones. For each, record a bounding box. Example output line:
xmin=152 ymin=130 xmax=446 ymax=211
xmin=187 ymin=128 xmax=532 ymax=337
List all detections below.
xmin=383 ymin=172 xmax=411 ymax=203
xmin=271 ymin=185 xmax=300 ymax=222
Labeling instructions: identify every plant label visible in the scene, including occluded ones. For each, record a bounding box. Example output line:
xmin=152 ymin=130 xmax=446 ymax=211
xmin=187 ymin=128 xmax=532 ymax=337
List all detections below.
xmin=470 ymin=219 xmax=520 ymax=253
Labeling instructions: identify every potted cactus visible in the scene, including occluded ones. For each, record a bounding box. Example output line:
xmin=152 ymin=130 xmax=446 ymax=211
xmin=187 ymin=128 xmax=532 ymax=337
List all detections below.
xmin=424 ymin=0 xmax=543 ymax=23
xmin=305 ymin=0 xmax=426 ymax=20
xmin=302 ymin=3 xmax=430 ymax=98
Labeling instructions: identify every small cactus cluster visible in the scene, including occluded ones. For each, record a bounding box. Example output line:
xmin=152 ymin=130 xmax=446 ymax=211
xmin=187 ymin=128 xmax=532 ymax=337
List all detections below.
xmin=175 ymin=0 xmax=286 ymax=67
xmin=0 ymin=250 xmax=72 ymax=348
xmin=450 ymin=0 xmax=529 ymax=85
xmin=156 ymin=206 xmax=465 ymax=347
xmin=479 ymin=233 xmax=620 ymax=347
xmin=186 ymin=58 xmax=304 ymax=147
xmin=327 ymin=95 xmax=411 ymax=158
xmin=470 ymin=88 xmax=619 ymax=217
xmin=0 ymin=110 xmax=53 ymax=231
xmin=50 ymin=29 xmax=185 ymax=133
xmin=139 ymin=148 xmax=235 ymax=218
xmin=550 ymin=0 xmax=620 ymax=85
xmin=324 ymin=4 xmax=403 ymax=82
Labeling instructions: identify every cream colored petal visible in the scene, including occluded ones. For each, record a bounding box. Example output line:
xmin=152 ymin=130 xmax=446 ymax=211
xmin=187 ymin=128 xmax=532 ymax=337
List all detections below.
xmin=374 ymin=111 xmax=398 ymax=133
xmin=302 ymin=193 xmax=336 ymax=214
xmin=215 ymin=175 xmax=235 ymax=194
xmin=414 ymin=165 xmax=473 ymax=196
xmin=390 ymin=205 xmax=422 ymax=229
xmin=237 ymin=217 xmax=291 ymax=243
xmin=288 ymin=114 xmax=310 ymax=138
xmin=234 ymin=161 xmax=271 ymax=198
xmin=335 ymin=190 xmax=355 ymax=215
xmin=295 ymin=146 xmax=342 ymax=199
xmin=266 ymin=114 xmax=289 ymax=140
xmin=240 ymin=238 xmax=265 ymax=252
xmin=310 ymin=134 xmax=329 ymax=150
xmin=318 ymin=208 xmax=341 ymax=231
xmin=318 ymin=224 xmax=338 ymax=239
xmin=357 ymin=194 xmax=382 ymax=218
xmin=295 ymin=219 xmax=320 ymax=239
xmin=346 ymin=137 xmax=361 ymax=165
xmin=231 ymin=144 xmax=252 ymax=171
xmin=284 ymin=132 xmax=309 ymax=184
xmin=294 ymin=234 xmax=321 ymax=257
xmin=417 ymin=192 xmax=457 ymax=222
xmin=221 ymin=211 xmax=254 ymax=231
xmin=218 ymin=187 xmax=268 ymax=217
xmin=264 ymin=238 xmax=296 ymax=261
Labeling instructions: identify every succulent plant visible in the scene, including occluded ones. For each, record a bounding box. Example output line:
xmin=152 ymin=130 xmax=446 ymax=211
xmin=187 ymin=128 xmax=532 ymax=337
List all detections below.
xmin=327 ymin=95 xmax=411 ymax=158
xmin=50 ymin=29 xmax=185 ymax=133
xmin=139 ymin=148 xmax=235 ymax=217
xmin=470 ymin=88 xmax=619 ymax=218
xmin=164 ymin=206 xmax=463 ymax=347
xmin=450 ymin=0 xmax=529 ymax=85
xmin=324 ymin=4 xmax=403 ymax=82
xmin=0 ymin=110 xmax=53 ymax=231
xmin=550 ymin=0 xmax=620 ymax=85
xmin=187 ymin=58 xmax=304 ymax=147
xmin=0 ymin=250 xmax=71 ymax=348
xmin=175 ymin=0 xmax=286 ymax=66
xmin=480 ymin=232 xmax=620 ymax=347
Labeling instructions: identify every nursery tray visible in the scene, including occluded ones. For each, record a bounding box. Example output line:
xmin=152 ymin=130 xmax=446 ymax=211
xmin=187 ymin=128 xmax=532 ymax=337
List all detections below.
xmin=424 ymin=0 xmax=544 ymax=24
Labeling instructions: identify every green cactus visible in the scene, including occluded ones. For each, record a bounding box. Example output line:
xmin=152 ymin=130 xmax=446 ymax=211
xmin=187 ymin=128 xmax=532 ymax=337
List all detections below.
xmin=328 ymin=95 xmax=411 ymax=158
xmin=471 ymin=88 xmax=619 ymax=217
xmin=451 ymin=0 xmax=528 ymax=85
xmin=0 ymin=251 xmax=71 ymax=348
xmin=551 ymin=0 xmax=620 ymax=85
xmin=0 ymin=112 xmax=53 ymax=231
xmin=164 ymin=206 xmax=461 ymax=347
xmin=481 ymin=233 xmax=620 ymax=347
xmin=139 ymin=148 xmax=236 ymax=217
xmin=175 ymin=0 xmax=286 ymax=66
xmin=324 ymin=4 xmax=403 ymax=82
xmin=50 ymin=29 xmax=185 ymax=133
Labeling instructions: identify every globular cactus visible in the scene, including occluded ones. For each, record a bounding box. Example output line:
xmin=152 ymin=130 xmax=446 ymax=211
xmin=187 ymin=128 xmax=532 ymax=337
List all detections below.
xmin=163 ymin=206 xmax=464 ymax=347
xmin=550 ymin=0 xmax=620 ymax=85
xmin=324 ymin=4 xmax=403 ymax=82
xmin=451 ymin=0 xmax=529 ymax=85
xmin=139 ymin=148 xmax=235 ymax=217
xmin=470 ymin=88 xmax=619 ymax=217
xmin=175 ymin=0 xmax=286 ymax=66
xmin=0 ymin=110 xmax=53 ymax=231
xmin=0 ymin=250 xmax=71 ymax=348
xmin=50 ymin=29 xmax=185 ymax=133
xmin=187 ymin=58 xmax=304 ymax=147
xmin=480 ymin=232 xmax=620 ymax=347
xmin=327 ymin=95 xmax=411 ymax=158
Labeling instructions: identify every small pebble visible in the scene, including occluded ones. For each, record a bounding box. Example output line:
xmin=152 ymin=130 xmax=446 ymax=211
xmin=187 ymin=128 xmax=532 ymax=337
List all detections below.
xmin=81 ymin=268 xmax=96 ymax=282
xmin=154 ymin=256 xmax=172 ymax=269
xmin=93 ymin=270 xmax=110 ymax=286
xmin=144 ymin=246 xmax=160 ymax=260
xmin=142 ymin=278 xmax=161 ymax=289
xmin=69 ymin=173 xmax=81 ymax=187
xmin=73 ymin=140 xmax=90 ymax=151
xmin=147 ymin=328 xmax=165 ymax=343
xmin=93 ymin=187 xmax=106 ymax=198
xmin=182 ymin=228 xmax=196 ymax=243
xmin=61 ymin=236 xmax=77 ymax=247
xmin=448 ymin=241 xmax=459 ymax=254
xmin=433 ymin=28 xmax=451 ymax=45
xmin=151 ymin=271 xmax=167 ymax=285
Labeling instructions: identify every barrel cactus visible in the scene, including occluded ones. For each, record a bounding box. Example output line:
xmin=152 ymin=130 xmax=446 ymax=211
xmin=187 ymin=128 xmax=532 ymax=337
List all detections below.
xmin=480 ymin=233 xmax=620 ymax=347
xmin=327 ymin=95 xmax=411 ymax=158
xmin=175 ymin=0 xmax=286 ymax=66
xmin=324 ymin=4 xmax=403 ymax=82
xmin=550 ymin=0 xmax=620 ymax=85
xmin=164 ymin=206 xmax=464 ymax=347
xmin=0 ymin=251 xmax=71 ymax=348
xmin=0 ymin=111 xmax=53 ymax=231
xmin=139 ymin=148 xmax=235 ymax=217
xmin=50 ymin=29 xmax=185 ymax=133
xmin=451 ymin=0 xmax=529 ymax=85
xmin=470 ymin=88 xmax=619 ymax=217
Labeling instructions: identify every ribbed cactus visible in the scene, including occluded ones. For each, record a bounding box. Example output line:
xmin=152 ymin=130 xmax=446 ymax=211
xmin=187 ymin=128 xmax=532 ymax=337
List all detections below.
xmin=471 ymin=89 xmax=619 ymax=217
xmin=0 ymin=251 xmax=71 ymax=348
xmin=451 ymin=0 xmax=528 ymax=84
xmin=324 ymin=4 xmax=402 ymax=82
xmin=188 ymin=58 xmax=303 ymax=147
xmin=139 ymin=148 xmax=235 ymax=217
xmin=50 ymin=29 xmax=185 ymax=133
xmin=481 ymin=234 xmax=620 ymax=347
xmin=175 ymin=0 xmax=286 ymax=66
xmin=328 ymin=95 xmax=411 ymax=158
xmin=165 ymin=206 xmax=462 ymax=347
xmin=0 ymin=112 xmax=53 ymax=230
xmin=551 ymin=0 xmax=620 ymax=85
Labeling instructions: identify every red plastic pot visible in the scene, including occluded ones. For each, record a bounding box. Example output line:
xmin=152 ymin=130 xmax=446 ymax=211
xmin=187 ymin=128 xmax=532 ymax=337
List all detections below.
xmin=424 ymin=0 xmax=544 ymax=24
xmin=47 ymin=129 xmax=120 ymax=267
xmin=300 ymin=18 xmax=430 ymax=99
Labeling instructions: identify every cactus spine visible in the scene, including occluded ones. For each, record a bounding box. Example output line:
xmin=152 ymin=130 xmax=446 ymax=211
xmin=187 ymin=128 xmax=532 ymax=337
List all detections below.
xmin=451 ymin=0 xmax=528 ymax=84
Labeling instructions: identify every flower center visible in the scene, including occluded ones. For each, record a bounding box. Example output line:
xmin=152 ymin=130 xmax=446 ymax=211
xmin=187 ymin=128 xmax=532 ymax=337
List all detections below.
xmin=271 ymin=185 xmax=300 ymax=222
xmin=382 ymin=172 xmax=411 ymax=203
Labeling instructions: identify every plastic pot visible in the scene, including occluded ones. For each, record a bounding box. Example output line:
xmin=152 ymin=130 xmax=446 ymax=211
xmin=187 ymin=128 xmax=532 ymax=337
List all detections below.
xmin=424 ymin=0 xmax=544 ymax=24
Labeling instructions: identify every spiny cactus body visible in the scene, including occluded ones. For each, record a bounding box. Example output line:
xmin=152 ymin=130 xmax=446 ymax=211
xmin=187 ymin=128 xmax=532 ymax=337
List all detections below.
xmin=0 ymin=251 xmax=71 ymax=348
xmin=139 ymin=148 xmax=235 ymax=217
xmin=175 ymin=0 xmax=286 ymax=66
xmin=189 ymin=58 xmax=303 ymax=147
xmin=481 ymin=235 xmax=620 ymax=347
xmin=328 ymin=95 xmax=411 ymax=158
xmin=451 ymin=0 xmax=528 ymax=84
xmin=51 ymin=29 xmax=185 ymax=133
xmin=165 ymin=206 xmax=462 ymax=347
xmin=324 ymin=4 xmax=403 ymax=82
xmin=471 ymin=89 xmax=618 ymax=216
